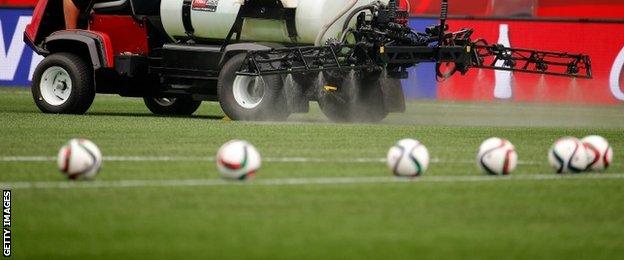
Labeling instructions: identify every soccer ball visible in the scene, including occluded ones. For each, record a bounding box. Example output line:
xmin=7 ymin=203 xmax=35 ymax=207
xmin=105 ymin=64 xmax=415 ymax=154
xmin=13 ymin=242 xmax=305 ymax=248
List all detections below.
xmin=57 ymin=138 xmax=102 ymax=180
xmin=582 ymin=135 xmax=613 ymax=172
xmin=548 ymin=137 xmax=589 ymax=174
xmin=477 ymin=137 xmax=518 ymax=175
xmin=386 ymin=139 xmax=430 ymax=177
xmin=216 ymin=140 xmax=261 ymax=180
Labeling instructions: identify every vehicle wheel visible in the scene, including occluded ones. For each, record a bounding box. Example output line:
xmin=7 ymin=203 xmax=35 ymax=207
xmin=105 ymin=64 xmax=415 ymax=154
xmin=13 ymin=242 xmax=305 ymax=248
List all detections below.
xmin=143 ymin=96 xmax=202 ymax=115
xmin=31 ymin=52 xmax=95 ymax=114
xmin=217 ymin=53 xmax=290 ymax=121
xmin=318 ymin=71 xmax=388 ymax=123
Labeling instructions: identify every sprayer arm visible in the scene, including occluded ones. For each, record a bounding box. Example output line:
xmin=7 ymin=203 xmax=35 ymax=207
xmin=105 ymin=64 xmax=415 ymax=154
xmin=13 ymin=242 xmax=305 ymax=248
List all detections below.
xmin=467 ymin=41 xmax=592 ymax=79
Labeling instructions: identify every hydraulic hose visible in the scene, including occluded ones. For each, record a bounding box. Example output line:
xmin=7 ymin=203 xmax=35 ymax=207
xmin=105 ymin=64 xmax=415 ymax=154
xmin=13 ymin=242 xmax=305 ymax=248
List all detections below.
xmin=314 ymin=0 xmax=359 ymax=46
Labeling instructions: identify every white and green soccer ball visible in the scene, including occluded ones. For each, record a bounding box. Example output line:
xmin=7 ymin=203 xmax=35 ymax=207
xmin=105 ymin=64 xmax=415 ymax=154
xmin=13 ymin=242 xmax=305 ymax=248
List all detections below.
xmin=57 ymin=138 xmax=102 ymax=180
xmin=581 ymin=135 xmax=613 ymax=172
xmin=477 ymin=137 xmax=518 ymax=175
xmin=216 ymin=140 xmax=261 ymax=180
xmin=386 ymin=139 xmax=429 ymax=177
xmin=548 ymin=137 xmax=588 ymax=174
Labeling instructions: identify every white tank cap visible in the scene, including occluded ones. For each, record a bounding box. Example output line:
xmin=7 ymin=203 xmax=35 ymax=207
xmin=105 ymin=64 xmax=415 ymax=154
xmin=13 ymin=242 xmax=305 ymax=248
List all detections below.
xmin=281 ymin=0 xmax=298 ymax=8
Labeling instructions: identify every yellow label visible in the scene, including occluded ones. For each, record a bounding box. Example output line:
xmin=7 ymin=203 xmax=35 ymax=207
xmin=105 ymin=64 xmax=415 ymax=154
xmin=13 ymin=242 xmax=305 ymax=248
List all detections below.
xmin=324 ymin=86 xmax=338 ymax=92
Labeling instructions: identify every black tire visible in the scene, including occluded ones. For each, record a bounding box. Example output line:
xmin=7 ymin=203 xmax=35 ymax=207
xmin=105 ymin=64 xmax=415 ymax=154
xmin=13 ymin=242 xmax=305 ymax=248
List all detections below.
xmin=318 ymin=71 xmax=388 ymax=123
xmin=31 ymin=52 xmax=95 ymax=114
xmin=217 ymin=53 xmax=290 ymax=121
xmin=143 ymin=97 xmax=202 ymax=116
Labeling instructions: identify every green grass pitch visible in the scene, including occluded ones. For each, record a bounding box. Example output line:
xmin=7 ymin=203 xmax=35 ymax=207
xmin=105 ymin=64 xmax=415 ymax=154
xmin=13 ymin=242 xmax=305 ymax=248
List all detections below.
xmin=1 ymin=87 xmax=623 ymax=259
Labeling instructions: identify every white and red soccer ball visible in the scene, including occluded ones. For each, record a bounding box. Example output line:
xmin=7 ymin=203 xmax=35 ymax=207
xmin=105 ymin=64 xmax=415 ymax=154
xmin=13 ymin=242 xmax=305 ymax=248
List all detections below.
xmin=216 ymin=140 xmax=261 ymax=180
xmin=57 ymin=138 xmax=103 ymax=180
xmin=548 ymin=137 xmax=589 ymax=174
xmin=477 ymin=137 xmax=518 ymax=175
xmin=386 ymin=139 xmax=430 ymax=177
xmin=581 ymin=135 xmax=613 ymax=172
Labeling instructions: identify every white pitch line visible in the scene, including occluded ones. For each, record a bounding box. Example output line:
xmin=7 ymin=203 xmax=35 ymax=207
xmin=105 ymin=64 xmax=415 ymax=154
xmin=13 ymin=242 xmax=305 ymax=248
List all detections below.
xmin=0 ymin=156 xmax=542 ymax=165
xmin=1 ymin=174 xmax=623 ymax=190
xmin=0 ymin=156 xmax=55 ymax=162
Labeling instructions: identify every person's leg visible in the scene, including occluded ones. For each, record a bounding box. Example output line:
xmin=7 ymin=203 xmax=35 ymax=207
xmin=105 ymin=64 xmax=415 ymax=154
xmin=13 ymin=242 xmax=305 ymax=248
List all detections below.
xmin=63 ymin=0 xmax=80 ymax=29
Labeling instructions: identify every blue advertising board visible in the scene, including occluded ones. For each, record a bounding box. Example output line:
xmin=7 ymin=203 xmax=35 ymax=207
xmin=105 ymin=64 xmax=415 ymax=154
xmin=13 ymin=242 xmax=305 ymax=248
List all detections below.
xmin=402 ymin=18 xmax=438 ymax=99
xmin=0 ymin=8 xmax=42 ymax=87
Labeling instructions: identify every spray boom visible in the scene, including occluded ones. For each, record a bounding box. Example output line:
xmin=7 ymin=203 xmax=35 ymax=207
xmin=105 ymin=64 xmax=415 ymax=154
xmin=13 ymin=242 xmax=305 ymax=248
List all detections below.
xmin=238 ymin=0 xmax=592 ymax=80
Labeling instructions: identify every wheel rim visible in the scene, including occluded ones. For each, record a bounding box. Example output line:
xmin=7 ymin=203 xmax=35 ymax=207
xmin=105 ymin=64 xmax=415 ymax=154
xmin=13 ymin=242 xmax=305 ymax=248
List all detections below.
xmin=233 ymin=75 xmax=265 ymax=109
xmin=40 ymin=66 xmax=72 ymax=106
xmin=153 ymin=98 xmax=177 ymax=107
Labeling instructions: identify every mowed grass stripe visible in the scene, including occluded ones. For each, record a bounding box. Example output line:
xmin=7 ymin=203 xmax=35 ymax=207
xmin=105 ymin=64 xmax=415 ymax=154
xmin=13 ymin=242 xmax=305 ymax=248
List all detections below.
xmin=2 ymin=173 xmax=623 ymax=190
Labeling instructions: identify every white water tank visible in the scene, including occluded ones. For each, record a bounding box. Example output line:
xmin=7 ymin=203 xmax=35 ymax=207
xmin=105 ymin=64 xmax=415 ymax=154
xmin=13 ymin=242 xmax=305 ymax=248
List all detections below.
xmin=160 ymin=0 xmax=388 ymax=45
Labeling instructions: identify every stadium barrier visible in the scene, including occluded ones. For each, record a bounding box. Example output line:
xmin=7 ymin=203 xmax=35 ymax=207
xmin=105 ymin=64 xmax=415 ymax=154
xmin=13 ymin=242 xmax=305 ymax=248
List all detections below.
xmin=0 ymin=8 xmax=622 ymax=104
xmin=0 ymin=8 xmax=40 ymax=86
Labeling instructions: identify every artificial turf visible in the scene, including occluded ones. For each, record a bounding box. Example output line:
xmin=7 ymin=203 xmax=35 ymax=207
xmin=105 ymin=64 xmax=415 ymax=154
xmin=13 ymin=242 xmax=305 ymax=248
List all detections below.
xmin=0 ymin=87 xmax=623 ymax=259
